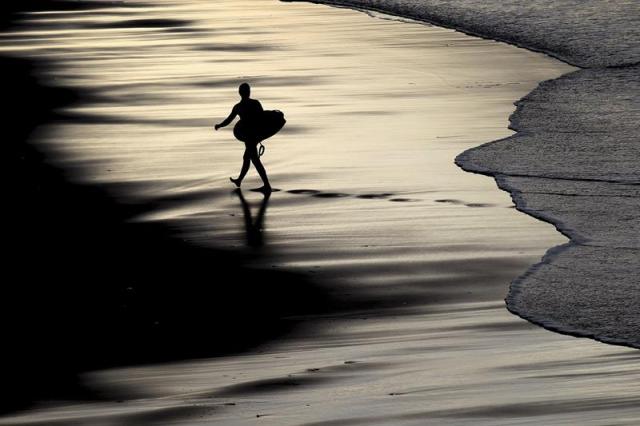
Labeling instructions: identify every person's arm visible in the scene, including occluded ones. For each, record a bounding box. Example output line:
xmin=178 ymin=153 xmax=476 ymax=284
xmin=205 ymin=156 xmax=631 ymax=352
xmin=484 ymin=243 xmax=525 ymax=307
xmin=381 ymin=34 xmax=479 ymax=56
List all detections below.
xmin=215 ymin=105 xmax=238 ymax=130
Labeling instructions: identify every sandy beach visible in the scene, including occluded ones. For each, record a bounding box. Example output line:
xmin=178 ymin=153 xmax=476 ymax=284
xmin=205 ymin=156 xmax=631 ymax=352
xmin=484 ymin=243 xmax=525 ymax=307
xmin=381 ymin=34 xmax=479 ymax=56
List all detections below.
xmin=295 ymin=0 xmax=640 ymax=349
xmin=1 ymin=0 xmax=638 ymax=424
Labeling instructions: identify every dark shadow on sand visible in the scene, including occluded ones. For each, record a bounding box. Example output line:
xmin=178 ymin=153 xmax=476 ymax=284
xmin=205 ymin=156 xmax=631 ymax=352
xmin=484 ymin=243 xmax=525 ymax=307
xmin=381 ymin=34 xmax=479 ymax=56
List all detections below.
xmin=0 ymin=1 xmax=149 ymax=30
xmin=285 ymin=188 xmax=421 ymax=203
xmin=1 ymin=52 xmax=332 ymax=414
xmin=82 ymin=18 xmax=193 ymax=29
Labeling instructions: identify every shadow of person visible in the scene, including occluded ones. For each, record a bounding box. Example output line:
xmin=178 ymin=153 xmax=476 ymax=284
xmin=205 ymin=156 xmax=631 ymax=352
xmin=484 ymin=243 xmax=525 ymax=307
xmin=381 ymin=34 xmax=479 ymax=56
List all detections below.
xmin=234 ymin=188 xmax=270 ymax=248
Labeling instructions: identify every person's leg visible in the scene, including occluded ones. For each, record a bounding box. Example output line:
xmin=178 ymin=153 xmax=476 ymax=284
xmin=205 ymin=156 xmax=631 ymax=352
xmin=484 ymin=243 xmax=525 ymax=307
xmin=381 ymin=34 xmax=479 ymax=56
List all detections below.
xmin=230 ymin=144 xmax=251 ymax=187
xmin=249 ymin=146 xmax=271 ymax=191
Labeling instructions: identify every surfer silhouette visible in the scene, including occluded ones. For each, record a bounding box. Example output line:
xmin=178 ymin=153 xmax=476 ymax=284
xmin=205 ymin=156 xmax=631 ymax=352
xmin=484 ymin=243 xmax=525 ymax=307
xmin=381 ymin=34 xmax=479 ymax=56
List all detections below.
xmin=215 ymin=83 xmax=285 ymax=193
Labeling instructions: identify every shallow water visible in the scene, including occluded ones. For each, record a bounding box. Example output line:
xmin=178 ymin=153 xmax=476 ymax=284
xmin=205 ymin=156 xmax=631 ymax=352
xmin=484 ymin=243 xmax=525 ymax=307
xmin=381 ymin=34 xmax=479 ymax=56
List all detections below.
xmin=1 ymin=0 xmax=638 ymax=424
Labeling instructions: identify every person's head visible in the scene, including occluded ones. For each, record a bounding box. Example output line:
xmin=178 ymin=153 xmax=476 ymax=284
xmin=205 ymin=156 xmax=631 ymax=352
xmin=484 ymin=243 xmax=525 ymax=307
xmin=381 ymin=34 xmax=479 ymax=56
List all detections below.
xmin=239 ymin=82 xmax=250 ymax=99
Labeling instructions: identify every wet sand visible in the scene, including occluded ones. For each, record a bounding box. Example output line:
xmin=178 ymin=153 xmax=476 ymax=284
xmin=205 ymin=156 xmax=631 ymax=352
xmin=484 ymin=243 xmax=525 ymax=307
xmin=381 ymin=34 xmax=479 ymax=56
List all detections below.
xmin=303 ymin=0 xmax=640 ymax=348
xmin=1 ymin=0 xmax=638 ymax=424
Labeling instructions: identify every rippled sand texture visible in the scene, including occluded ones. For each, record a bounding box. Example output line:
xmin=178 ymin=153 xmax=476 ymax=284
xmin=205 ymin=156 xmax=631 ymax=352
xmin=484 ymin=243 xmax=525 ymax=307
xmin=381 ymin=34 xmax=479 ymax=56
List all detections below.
xmin=1 ymin=0 xmax=639 ymax=425
xmin=3 ymin=306 xmax=640 ymax=425
xmin=295 ymin=0 xmax=640 ymax=348
xmin=289 ymin=0 xmax=640 ymax=68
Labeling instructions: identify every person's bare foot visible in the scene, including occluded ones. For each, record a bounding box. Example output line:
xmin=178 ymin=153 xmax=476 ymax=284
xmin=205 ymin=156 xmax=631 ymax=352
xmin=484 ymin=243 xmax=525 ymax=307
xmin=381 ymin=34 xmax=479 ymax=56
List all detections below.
xmin=230 ymin=177 xmax=241 ymax=188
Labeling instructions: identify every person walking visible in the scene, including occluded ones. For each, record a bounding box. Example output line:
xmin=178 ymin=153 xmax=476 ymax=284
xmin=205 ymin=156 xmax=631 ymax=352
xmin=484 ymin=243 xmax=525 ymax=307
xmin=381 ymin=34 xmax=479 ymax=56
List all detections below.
xmin=215 ymin=82 xmax=272 ymax=192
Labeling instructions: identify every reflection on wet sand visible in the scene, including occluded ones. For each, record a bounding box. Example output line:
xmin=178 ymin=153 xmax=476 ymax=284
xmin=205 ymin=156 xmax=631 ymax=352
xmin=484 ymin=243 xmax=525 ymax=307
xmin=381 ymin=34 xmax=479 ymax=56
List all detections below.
xmin=234 ymin=189 xmax=270 ymax=248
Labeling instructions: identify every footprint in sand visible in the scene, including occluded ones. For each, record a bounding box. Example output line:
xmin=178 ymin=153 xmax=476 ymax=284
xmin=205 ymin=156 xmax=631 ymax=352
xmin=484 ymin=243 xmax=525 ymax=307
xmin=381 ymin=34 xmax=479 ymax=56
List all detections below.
xmin=435 ymin=199 xmax=495 ymax=207
xmin=357 ymin=193 xmax=394 ymax=199
xmin=287 ymin=189 xmax=419 ymax=203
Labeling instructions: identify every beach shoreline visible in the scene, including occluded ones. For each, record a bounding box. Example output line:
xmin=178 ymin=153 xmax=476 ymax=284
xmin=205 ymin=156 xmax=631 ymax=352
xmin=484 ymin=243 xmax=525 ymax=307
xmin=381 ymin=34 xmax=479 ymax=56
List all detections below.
xmin=289 ymin=0 xmax=640 ymax=349
xmin=1 ymin=0 xmax=638 ymax=424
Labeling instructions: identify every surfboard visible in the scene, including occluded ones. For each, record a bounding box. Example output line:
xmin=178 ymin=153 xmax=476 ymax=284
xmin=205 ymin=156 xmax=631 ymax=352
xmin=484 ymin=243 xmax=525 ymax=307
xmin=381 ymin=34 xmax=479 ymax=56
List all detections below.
xmin=234 ymin=110 xmax=286 ymax=143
